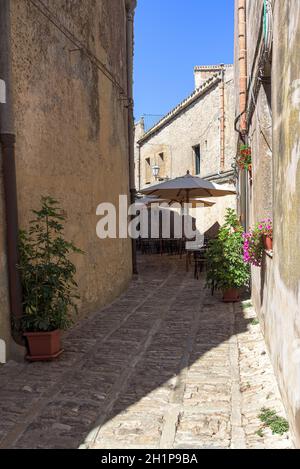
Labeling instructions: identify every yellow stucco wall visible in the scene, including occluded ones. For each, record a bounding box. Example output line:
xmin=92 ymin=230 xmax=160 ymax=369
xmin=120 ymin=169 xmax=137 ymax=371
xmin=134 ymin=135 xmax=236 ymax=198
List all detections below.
xmin=0 ymin=0 xmax=134 ymax=352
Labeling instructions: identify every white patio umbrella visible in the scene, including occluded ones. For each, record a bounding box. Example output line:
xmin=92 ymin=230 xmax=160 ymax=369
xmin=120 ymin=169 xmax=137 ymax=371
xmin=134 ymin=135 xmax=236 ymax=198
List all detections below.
xmin=141 ymin=171 xmax=236 ymax=203
xmin=135 ymin=196 xmax=169 ymax=206
xmin=135 ymin=194 xmax=215 ymax=208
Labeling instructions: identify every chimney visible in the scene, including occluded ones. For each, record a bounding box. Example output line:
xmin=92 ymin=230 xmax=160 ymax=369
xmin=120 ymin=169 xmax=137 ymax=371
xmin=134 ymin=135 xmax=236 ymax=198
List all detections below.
xmin=135 ymin=117 xmax=145 ymax=140
xmin=194 ymin=64 xmax=225 ymax=89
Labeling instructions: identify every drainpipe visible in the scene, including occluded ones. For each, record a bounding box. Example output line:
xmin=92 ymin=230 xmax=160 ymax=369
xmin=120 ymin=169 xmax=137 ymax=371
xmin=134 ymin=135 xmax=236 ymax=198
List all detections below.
xmin=126 ymin=1 xmax=138 ymax=275
xmin=0 ymin=1 xmax=23 ymax=345
xmin=238 ymin=0 xmax=248 ymax=134
xmin=138 ymin=143 xmax=141 ymax=192
xmin=236 ymin=0 xmax=248 ymax=229
xmin=219 ymin=64 xmax=225 ymax=171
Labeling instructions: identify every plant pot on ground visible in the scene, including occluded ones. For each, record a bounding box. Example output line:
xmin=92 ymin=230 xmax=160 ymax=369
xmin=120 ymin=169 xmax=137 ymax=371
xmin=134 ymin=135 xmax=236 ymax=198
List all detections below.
xmin=205 ymin=209 xmax=250 ymax=303
xmin=19 ymin=196 xmax=84 ymax=361
xmin=24 ymin=330 xmax=62 ymax=361
xmin=223 ymin=288 xmax=240 ymax=303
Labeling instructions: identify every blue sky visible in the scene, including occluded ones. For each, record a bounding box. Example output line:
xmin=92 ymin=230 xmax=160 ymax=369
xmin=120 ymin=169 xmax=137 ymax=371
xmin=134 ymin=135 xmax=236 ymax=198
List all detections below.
xmin=134 ymin=0 xmax=235 ymax=129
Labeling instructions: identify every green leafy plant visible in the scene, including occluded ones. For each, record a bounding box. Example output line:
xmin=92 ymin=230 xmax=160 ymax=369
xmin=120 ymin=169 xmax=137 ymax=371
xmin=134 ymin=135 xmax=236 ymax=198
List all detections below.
xmin=206 ymin=209 xmax=250 ymax=293
xmin=258 ymin=408 xmax=289 ymax=436
xmin=256 ymin=429 xmax=264 ymax=438
xmin=251 ymin=318 xmax=260 ymax=326
xmin=237 ymin=144 xmax=252 ymax=170
xmin=18 ymin=197 xmax=84 ymax=333
xmin=242 ymin=300 xmax=253 ymax=310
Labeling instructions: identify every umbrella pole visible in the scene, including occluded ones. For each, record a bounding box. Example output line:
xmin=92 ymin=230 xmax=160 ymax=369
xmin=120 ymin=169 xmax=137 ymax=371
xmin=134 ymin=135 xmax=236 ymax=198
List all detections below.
xmin=186 ymin=189 xmax=190 ymax=232
xmin=185 ymin=189 xmax=191 ymax=272
xmin=182 ymin=189 xmax=190 ymax=242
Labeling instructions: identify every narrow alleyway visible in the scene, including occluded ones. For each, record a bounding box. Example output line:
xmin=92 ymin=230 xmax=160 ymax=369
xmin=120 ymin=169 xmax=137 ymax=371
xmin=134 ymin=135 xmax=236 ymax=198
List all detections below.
xmin=0 ymin=256 xmax=292 ymax=449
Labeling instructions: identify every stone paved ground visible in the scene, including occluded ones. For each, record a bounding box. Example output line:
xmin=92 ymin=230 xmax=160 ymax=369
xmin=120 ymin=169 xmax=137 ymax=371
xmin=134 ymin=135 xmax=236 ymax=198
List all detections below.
xmin=0 ymin=255 xmax=293 ymax=449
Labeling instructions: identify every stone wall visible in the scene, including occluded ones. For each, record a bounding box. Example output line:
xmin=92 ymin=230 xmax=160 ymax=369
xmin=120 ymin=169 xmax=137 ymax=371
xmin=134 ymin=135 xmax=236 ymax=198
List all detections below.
xmin=137 ymin=67 xmax=237 ymax=235
xmin=0 ymin=0 xmax=135 ymax=358
xmin=235 ymin=0 xmax=300 ymax=447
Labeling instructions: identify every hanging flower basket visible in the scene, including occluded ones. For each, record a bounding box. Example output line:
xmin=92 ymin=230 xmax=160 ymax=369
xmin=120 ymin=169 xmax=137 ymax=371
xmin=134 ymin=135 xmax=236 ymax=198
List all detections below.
xmin=263 ymin=235 xmax=273 ymax=251
xmin=237 ymin=145 xmax=252 ymax=171
xmin=243 ymin=219 xmax=273 ymax=266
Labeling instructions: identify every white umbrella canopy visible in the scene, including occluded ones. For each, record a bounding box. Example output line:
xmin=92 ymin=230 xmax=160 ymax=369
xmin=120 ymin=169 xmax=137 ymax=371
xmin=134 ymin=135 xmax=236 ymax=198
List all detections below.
xmin=135 ymin=196 xmax=169 ymax=206
xmin=190 ymin=198 xmax=215 ymax=207
xmin=141 ymin=171 xmax=236 ymax=201
xmin=135 ymin=194 xmax=215 ymax=208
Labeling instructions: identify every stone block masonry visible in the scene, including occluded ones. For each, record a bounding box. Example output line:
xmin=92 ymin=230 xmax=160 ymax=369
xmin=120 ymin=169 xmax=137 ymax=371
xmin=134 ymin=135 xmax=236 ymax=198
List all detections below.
xmin=0 ymin=256 xmax=292 ymax=449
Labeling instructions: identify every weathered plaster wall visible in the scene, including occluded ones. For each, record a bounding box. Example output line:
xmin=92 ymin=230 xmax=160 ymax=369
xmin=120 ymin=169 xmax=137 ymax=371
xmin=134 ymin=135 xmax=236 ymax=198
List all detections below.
xmin=245 ymin=0 xmax=273 ymax=327
xmin=266 ymin=0 xmax=300 ymax=447
xmin=137 ymin=69 xmax=236 ymax=235
xmin=193 ymin=193 xmax=237 ymax=236
xmin=7 ymin=0 xmax=133 ymax=330
xmin=239 ymin=0 xmax=300 ymax=447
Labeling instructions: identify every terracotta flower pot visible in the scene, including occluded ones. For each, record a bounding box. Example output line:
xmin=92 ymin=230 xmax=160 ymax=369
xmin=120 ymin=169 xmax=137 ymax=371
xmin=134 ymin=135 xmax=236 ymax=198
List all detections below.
xmin=223 ymin=288 xmax=240 ymax=303
xmin=24 ymin=330 xmax=63 ymax=361
xmin=263 ymin=235 xmax=273 ymax=251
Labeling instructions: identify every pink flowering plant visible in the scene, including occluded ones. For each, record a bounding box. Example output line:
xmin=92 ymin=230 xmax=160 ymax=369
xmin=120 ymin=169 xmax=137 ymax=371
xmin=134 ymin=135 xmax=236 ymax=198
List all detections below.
xmin=259 ymin=219 xmax=273 ymax=239
xmin=243 ymin=219 xmax=273 ymax=267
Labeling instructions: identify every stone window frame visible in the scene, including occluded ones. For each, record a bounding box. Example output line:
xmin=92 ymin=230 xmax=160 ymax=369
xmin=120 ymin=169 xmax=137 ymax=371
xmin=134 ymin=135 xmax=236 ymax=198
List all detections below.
xmin=193 ymin=144 xmax=201 ymax=176
xmin=145 ymin=157 xmax=151 ymax=185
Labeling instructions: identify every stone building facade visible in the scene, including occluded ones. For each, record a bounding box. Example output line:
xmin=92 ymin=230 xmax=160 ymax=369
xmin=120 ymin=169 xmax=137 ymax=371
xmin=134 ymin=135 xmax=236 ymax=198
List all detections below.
xmin=135 ymin=65 xmax=237 ymax=235
xmin=235 ymin=0 xmax=300 ymax=447
xmin=0 ymin=0 xmax=136 ymax=359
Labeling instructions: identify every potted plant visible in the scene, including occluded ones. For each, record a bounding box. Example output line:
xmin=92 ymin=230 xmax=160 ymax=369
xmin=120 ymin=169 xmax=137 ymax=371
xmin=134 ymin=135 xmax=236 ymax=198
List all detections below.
xmin=243 ymin=218 xmax=273 ymax=267
xmin=242 ymin=229 xmax=264 ymax=267
xmin=18 ymin=197 xmax=83 ymax=361
xmin=237 ymin=144 xmax=252 ymax=173
xmin=261 ymin=219 xmax=273 ymax=250
xmin=206 ymin=209 xmax=250 ymax=302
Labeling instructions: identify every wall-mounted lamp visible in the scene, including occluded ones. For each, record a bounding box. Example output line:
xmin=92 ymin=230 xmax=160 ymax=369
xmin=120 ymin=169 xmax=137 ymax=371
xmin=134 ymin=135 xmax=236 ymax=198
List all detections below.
xmin=152 ymin=165 xmax=160 ymax=180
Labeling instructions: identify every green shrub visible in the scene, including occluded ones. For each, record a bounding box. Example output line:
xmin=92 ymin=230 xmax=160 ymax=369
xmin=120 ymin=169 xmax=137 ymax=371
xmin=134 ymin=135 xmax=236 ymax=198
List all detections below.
xmin=18 ymin=197 xmax=84 ymax=332
xmin=206 ymin=209 xmax=250 ymax=292
xmin=259 ymin=408 xmax=289 ymax=435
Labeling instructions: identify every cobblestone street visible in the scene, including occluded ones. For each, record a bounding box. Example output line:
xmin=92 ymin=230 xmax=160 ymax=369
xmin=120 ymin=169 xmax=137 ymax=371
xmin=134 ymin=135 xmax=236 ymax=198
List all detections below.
xmin=0 ymin=255 xmax=292 ymax=449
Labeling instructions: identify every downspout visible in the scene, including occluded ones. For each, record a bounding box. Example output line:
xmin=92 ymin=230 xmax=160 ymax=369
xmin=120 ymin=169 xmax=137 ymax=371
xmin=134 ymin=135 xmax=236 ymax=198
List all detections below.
xmin=235 ymin=0 xmax=248 ymax=229
xmin=0 ymin=1 xmax=23 ymax=345
xmin=238 ymin=0 xmax=248 ymax=134
xmin=219 ymin=64 xmax=225 ymax=171
xmin=126 ymin=1 xmax=138 ymax=275
xmin=138 ymin=143 xmax=141 ymax=192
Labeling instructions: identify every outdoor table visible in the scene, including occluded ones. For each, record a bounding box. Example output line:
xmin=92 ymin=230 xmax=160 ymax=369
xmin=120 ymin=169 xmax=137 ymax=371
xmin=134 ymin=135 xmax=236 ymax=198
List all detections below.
xmin=185 ymin=242 xmax=208 ymax=278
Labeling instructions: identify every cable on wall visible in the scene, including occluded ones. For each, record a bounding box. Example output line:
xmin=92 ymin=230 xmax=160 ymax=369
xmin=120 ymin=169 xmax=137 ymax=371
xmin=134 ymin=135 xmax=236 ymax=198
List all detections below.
xmin=28 ymin=0 xmax=129 ymax=99
xmin=263 ymin=0 xmax=274 ymax=58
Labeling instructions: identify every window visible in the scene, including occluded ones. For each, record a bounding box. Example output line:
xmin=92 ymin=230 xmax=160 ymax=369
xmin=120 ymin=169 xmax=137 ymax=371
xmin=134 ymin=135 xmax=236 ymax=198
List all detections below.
xmin=145 ymin=157 xmax=151 ymax=184
xmin=193 ymin=145 xmax=201 ymax=175
xmin=159 ymin=152 xmax=165 ymax=179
